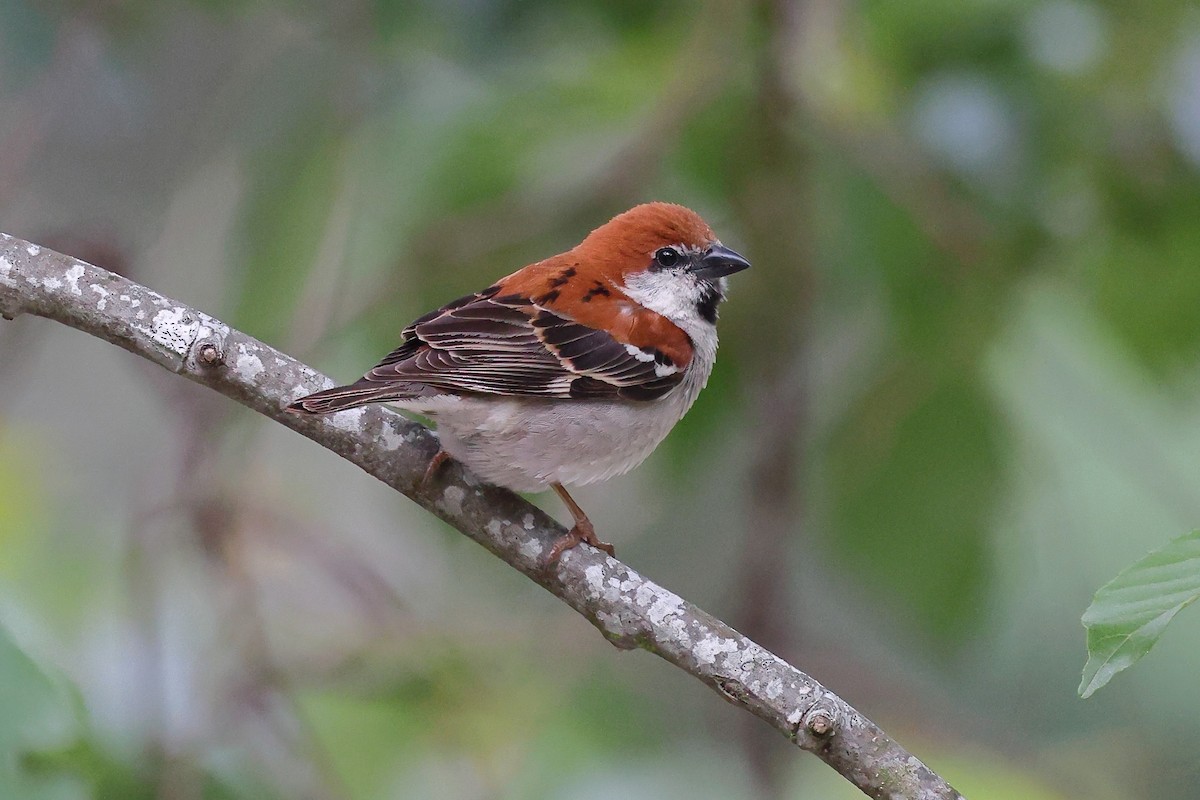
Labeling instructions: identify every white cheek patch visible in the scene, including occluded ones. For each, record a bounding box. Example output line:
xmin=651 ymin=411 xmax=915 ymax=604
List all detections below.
xmin=620 ymin=268 xmax=723 ymax=374
xmin=622 ymin=269 xmax=719 ymax=337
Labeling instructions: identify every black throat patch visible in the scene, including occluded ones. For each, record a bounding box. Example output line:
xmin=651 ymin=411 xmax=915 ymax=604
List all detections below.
xmin=696 ymin=283 xmax=722 ymax=325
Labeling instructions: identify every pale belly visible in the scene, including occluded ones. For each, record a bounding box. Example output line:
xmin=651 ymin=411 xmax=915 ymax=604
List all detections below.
xmin=398 ymin=395 xmax=690 ymax=493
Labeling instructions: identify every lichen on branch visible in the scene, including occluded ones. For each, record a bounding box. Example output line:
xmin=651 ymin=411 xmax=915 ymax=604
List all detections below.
xmin=0 ymin=232 xmax=965 ymax=800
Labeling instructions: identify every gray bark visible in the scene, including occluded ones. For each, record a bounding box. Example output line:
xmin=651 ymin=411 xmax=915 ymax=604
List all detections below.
xmin=0 ymin=232 xmax=966 ymax=800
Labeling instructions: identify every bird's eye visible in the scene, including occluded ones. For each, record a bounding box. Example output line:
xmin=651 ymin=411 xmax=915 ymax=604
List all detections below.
xmin=654 ymin=247 xmax=681 ymax=268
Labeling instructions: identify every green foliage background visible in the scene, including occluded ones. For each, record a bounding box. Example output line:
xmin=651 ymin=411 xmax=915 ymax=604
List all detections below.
xmin=2 ymin=0 xmax=1200 ymax=797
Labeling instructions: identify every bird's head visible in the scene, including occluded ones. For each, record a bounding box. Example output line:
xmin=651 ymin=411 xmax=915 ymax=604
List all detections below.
xmin=574 ymin=202 xmax=751 ymax=333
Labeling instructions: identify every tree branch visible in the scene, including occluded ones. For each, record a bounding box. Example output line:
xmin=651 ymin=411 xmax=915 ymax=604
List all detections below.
xmin=0 ymin=232 xmax=965 ymax=800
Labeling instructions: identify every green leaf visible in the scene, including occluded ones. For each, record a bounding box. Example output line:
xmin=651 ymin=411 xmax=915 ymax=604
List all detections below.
xmin=1079 ymin=529 xmax=1200 ymax=698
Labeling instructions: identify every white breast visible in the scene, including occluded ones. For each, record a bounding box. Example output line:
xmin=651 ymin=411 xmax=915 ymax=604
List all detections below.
xmin=398 ymin=270 xmax=726 ymax=493
xmin=398 ymin=343 xmax=717 ymax=493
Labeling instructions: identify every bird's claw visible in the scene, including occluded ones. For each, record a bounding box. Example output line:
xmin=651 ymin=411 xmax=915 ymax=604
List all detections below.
xmin=543 ymin=521 xmax=615 ymax=568
xmin=421 ymin=449 xmax=451 ymax=491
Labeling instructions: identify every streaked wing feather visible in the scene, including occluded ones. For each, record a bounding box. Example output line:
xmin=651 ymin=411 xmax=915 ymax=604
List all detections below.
xmin=360 ymin=292 xmax=686 ymax=400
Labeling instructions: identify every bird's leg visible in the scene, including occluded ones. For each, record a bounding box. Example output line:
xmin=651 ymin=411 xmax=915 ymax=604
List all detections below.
xmin=544 ymin=483 xmax=615 ymax=566
xmin=420 ymin=449 xmax=451 ymax=490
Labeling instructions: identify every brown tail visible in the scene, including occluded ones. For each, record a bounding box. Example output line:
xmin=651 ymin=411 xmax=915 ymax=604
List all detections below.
xmin=286 ymin=380 xmax=414 ymax=414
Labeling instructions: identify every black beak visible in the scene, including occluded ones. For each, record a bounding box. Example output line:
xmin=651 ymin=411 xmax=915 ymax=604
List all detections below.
xmin=692 ymin=244 xmax=751 ymax=279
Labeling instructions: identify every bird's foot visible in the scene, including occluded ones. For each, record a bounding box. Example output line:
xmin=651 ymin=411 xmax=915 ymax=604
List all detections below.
xmin=543 ymin=519 xmax=615 ymax=567
xmin=420 ymin=449 xmax=451 ymax=491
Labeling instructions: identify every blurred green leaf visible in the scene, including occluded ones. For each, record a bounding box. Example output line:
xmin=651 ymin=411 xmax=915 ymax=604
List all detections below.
xmin=1079 ymin=529 xmax=1200 ymax=698
xmin=300 ymin=642 xmax=560 ymax=799
xmin=25 ymin=733 xmax=265 ymax=800
xmin=0 ymin=430 xmax=44 ymax=578
xmin=233 ymin=118 xmax=345 ymax=343
xmin=0 ymin=429 xmax=105 ymax=631
xmin=0 ymin=0 xmax=56 ymax=79
xmin=827 ymin=372 xmax=1001 ymax=643
xmin=1090 ymin=191 xmax=1200 ymax=377
xmin=22 ymin=738 xmax=152 ymax=800
xmin=0 ymin=623 xmax=77 ymax=799
xmin=862 ymin=0 xmax=1019 ymax=86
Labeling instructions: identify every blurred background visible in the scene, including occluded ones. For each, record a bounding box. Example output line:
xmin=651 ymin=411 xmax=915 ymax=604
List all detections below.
xmin=2 ymin=0 xmax=1200 ymax=797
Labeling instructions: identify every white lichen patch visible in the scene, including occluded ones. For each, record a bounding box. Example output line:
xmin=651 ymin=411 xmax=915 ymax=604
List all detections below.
xmin=648 ymin=599 xmax=686 ymax=633
xmin=90 ymin=284 xmax=110 ymax=310
xmin=694 ymin=634 xmax=740 ymax=666
xmin=64 ymin=263 xmax=85 ymax=295
xmin=584 ymin=565 xmax=605 ymax=595
xmin=595 ymin=609 xmax=620 ymax=631
xmin=765 ymin=677 xmax=784 ymax=700
xmin=295 ymin=370 xmax=336 ymax=390
xmin=786 ymin=708 xmax=803 ymax=726
xmin=25 ymin=244 xmax=39 ymax=256
xmin=0 ymin=256 xmax=13 ymax=287
xmin=234 ymin=344 xmax=265 ymax=381
xmin=152 ymin=306 xmax=185 ymax=327
xmin=738 ymin=655 xmax=771 ymax=673
xmin=324 ymin=406 xmax=367 ymax=432
xmin=485 ymin=519 xmax=505 ymax=537
xmin=376 ymin=424 xmax=407 ymax=451
xmin=519 ymin=537 xmax=544 ymax=560
xmin=149 ymin=306 xmax=197 ymax=356
xmin=634 ymin=583 xmax=684 ymax=625
xmin=234 ymin=352 xmax=261 ymax=378
xmin=608 ymin=575 xmax=639 ymax=596
xmin=630 ymin=583 xmax=690 ymax=646
xmin=522 ymin=513 xmax=535 ymax=530
xmin=439 ymin=485 xmax=465 ymax=516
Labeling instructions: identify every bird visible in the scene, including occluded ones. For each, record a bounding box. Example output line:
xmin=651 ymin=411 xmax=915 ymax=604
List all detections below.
xmin=287 ymin=202 xmax=750 ymax=564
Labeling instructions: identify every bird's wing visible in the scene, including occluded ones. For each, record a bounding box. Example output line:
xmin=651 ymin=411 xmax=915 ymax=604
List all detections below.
xmin=360 ymin=286 xmax=688 ymax=401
